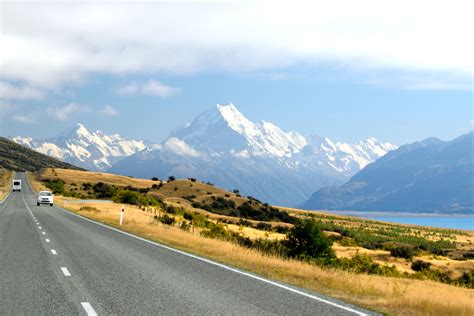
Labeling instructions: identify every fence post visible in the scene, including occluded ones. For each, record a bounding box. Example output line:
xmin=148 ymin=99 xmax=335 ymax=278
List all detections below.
xmin=119 ymin=205 xmax=124 ymax=225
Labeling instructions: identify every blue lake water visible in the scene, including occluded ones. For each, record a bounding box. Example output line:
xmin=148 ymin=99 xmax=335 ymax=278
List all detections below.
xmin=327 ymin=212 xmax=474 ymax=231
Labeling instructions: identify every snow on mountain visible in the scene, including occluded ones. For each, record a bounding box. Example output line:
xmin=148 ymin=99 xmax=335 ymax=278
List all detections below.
xmin=12 ymin=123 xmax=147 ymax=171
xmin=110 ymin=103 xmax=397 ymax=205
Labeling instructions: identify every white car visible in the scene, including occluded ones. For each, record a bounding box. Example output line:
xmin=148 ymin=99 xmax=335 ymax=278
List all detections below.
xmin=37 ymin=191 xmax=54 ymax=206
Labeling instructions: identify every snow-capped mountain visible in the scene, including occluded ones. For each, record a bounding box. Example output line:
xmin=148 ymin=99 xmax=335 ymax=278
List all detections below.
xmin=12 ymin=124 xmax=148 ymax=171
xmin=110 ymin=104 xmax=397 ymax=205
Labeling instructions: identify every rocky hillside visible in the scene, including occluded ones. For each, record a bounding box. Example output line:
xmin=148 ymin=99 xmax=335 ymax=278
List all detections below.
xmin=0 ymin=137 xmax=83 ymax=171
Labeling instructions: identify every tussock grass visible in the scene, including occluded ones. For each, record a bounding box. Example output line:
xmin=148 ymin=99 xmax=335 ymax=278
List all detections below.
xmin=56 ymin=197 xmax=474 ymax=316
xmin=0 ymin=169 xmax=13 ymax=200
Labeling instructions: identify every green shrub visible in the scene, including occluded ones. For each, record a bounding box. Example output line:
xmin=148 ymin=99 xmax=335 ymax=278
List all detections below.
xmin=284 ymin=220 xmax=335 ymax=260
xmin=390 ymin=245 xmax=416 ymax=259
xmin=113 ymin=190 xmax=142 ymax=205
xmin=159 ymin=214 xmax=175 ymax=225
xmin=168 ymin=176 xmax=176 ymax=182
xmin=411 ymin=260 xmax=431 ymax=272
xmin=256 ymin=222 xmax=272 ymax=231
xmin=44 ymin=179 xmax=65 ymax=194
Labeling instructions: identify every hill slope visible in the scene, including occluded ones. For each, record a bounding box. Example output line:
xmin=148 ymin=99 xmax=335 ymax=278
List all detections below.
xmin=0 ymin=137 xmax=83 ymax=171
xmin=301 ymin=131 xmax=474 ymax=214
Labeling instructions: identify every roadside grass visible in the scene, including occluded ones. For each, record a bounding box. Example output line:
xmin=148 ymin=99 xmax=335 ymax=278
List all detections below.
xmin=50 ymin=195 xmax=474 ymax=316
xmin=0 ymin=169 xmax=13 ymax=201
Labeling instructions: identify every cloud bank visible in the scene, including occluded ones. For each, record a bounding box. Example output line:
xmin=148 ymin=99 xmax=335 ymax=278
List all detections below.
xmin=1 ymin=0 xmax=472 ymax=91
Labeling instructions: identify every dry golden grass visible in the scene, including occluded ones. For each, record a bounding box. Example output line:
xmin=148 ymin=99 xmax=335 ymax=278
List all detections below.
xmin=53 ymin=198 xmax=473 ymax=316
xmin=0 ymin=169 xmax=13 ymax=200
xmin=39 ymin=168 xmax=158 ymax=189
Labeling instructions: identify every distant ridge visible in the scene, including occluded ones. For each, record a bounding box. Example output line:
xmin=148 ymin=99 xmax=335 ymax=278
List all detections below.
xmin=301 ymin=131 xmax=474 ymax=214
xmin=0 ymin=137 xmax=83 ymax=171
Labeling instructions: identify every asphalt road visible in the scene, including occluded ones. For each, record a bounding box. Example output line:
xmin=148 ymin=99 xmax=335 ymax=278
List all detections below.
xmin=0 ymin=173 xmax=375 ymax=315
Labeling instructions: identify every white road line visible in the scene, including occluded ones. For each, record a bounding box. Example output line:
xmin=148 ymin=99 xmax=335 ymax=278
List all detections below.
xmin=61 ymin=267 xmax=71 ymax=276
xmin=45 ymin=239 xmax=50 ymax=243
xmin=51 ymin=249 xmax=57 ymax=255
xmin=42 ymin=232 xmax=46 ymax=235
xmin=39 ymin=227 xmax=42 ymax=229
xmin=62 ymin=209 xmax=367 ymax=315
xmin=81 ymin=302 xmax=97 ymax=316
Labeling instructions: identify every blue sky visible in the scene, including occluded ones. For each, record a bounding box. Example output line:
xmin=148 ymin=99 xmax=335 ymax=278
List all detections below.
xmin=1 ymin=1 xmax=472 ymax=145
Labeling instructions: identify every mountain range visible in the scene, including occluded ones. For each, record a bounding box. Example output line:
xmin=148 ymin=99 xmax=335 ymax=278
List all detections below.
xmin=12 ymin=104 xmax=396 ymax=206
xmin=301 ymin=131 xmax=474 ymax=214
xmin=109 ymin=104 xmax=396 ymax=205
xmin=13 ymin=124 xmax=147 ymax=171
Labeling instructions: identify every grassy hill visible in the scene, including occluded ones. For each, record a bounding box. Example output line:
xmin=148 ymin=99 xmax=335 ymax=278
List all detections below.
xmin=0 ymin=137 xmax=83 ymax=171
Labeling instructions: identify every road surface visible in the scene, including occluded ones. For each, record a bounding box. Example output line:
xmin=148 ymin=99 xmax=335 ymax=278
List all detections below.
xmin=0 ymin=173 xmax=375 ymax=315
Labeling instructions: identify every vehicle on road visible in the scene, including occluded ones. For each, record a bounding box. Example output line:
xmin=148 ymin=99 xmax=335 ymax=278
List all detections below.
xmin=12 ymin=179 xmax=22 ymax=192
xmin=37 ymin=191 xmax=54 ymax=206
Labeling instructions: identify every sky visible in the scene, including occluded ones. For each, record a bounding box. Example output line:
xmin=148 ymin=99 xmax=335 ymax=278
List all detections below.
xmin=1 ymin=0 xmax=473 ymax=145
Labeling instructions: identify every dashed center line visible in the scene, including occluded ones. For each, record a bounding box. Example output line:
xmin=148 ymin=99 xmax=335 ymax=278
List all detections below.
xmin=45 ymin=239 xmax=50 ymax=243
xmin=39 ymin=227 xmax=42 ymax=229
xmin=61 ymin=267 xmax=71 ymax=276
xmin=81 ymin=302 xmax=97 ymax=316
xmin=42 ymin=232 xmax=46 ymax=235
xmin=51 ymin=249 xmax=57 ymax=255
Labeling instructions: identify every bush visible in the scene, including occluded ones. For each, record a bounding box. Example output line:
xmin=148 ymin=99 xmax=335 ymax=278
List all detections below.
xmin=256 ymin=222 xmax=272 ymax=231
xmin=411 ymin=260 xmax=431 ymax=272
xmin=458 ymin=272 xmax=473 ymax=288
xmin=151 ymin=177 xmax=159 ymax=181
xmin=188 ymin=178 xmax=197 ymax=182
xmin=284 ymin=220 xmax=335 ymax=260
xmin=92 ymin=182 xmax=115 ymax=198
xmin=390 ymin=245 xmax=416 ymax=259
xmin=180 ymin=221 xmax=191 ymax=231
xmin=159 ymin=214 xmax=175 ymax=225
xmin=113 ymin=190 xmax=142 ymax=205
xmin=44 ymin=179 xmax=65 ymax=194
xmin=168 ymin=176 xmax=176 ymax=182
xmin=183 ymin=212 xmax=194 ymax=221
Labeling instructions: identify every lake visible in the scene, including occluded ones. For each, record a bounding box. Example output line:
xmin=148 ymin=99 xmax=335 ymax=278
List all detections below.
xmin=326 ymin=211 xmax=474 ymax=231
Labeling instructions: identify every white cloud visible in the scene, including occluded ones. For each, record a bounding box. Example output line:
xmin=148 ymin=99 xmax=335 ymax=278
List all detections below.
xmin=48 ymin=103 xmax=90 ymax=121
xmin=100 ymin=105 xmax=119 ymax=116
xmin=12 ymin=114 xmax=36 ymax=124
xmin=116 ymin=83 xmax=139 ymax=95
xmin=0 ymin=1 xmax=472 ymax=89
xmin=163 ymin=137 xmax=200 ymax=157
xmin=117 ymin=80 xmax=180 ymax=97
xmin=0 ymin=81 xmax=45 ymax=100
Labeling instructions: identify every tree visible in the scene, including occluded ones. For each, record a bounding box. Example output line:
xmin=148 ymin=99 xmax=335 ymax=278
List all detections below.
xmin=284 ymin=220 xmax=335 ymax=260
xmin=168 ymin=176 xmax=176 ymax=182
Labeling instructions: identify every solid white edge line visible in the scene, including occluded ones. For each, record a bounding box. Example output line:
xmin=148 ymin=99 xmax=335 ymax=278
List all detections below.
xmin=81 ymin=302 xmax=97 ymax=316
xmin=51 ymin=249 xmax=57 ymax=255
xmin=61 ymin=267 xmax=71 ymax=276
xmin=24 ymin=172 xmax=368 ymax=315
xmin=61 ymin=206 xmax=368 ymax=315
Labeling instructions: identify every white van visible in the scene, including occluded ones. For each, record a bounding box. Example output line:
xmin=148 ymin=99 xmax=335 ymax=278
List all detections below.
xmin=12 ymin=179 xmax=22 ymax=192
